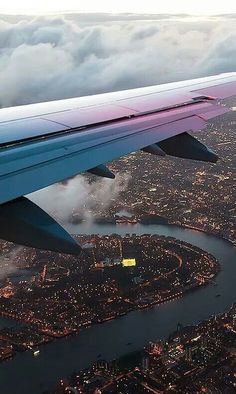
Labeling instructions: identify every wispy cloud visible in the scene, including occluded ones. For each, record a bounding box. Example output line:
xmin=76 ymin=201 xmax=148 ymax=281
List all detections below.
xmin=28 ymin=173 xmax=131 ymax=223
xmin=0 ymin=246 xmax=23 ymax=280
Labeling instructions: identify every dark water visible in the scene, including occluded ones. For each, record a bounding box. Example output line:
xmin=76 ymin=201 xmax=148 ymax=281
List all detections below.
xmin=0 ymin=224 xmax=235 ymax=394
xmin=0 ymin=317 xmax=24 ymax=330
xmin=9 ymin=269 xmax=37 ymax=284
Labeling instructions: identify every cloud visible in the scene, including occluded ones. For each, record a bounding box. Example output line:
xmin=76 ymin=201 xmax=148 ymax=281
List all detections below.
xmin=0 ymin=14 xmax=236 ymax=108
xmin=0 ymin=246 xmax=23 ymax=280
xmin=199 ymin=34 xmax=236 ymax=74
xmin=28 ymin=173 xmax=131 ymax=223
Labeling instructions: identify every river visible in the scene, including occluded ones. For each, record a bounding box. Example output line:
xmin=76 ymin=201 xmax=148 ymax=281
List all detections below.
xmin=0 ymin=223 xmax=235 ymax=394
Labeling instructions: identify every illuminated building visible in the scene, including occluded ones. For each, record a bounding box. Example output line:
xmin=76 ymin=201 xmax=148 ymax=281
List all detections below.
xmin=201 ymin=336 xmax=207 ymax=349
xmin=142 ymin=356 xmax=149 ymax=372
xmin=118 ymin=239 xmax=123 ymax=258
xmin=0 ymin=284 xmax=15 ymax=298
xmin=95 ymin=262 xmax=105 ymax=269
xmin=233 ymin=314 xmax=236 ymax=330
xmin=41 ymin=264 xmax=47 ymax=283
xmin=122 ymin=258 xmax=136 ymax=267
xmin=185 ymin=345 xmax=193 ymax=362
xmin=148 ymin=341 xmax=164 ymax=355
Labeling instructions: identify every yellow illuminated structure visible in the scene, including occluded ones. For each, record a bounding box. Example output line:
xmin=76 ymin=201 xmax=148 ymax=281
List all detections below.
xmin=122 ymin=258 xmax=136 ymax=267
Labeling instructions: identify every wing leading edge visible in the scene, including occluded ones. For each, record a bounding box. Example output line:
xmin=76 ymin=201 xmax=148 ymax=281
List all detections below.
xmin=0 ymin=72 xmax=235 ymax=254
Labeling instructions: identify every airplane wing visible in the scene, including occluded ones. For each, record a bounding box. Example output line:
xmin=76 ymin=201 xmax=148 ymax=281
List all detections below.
xmin=0 ymin=72 xmax=236 ymax=254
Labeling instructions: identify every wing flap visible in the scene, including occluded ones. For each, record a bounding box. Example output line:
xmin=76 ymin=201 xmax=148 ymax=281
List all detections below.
xmin=116 ymin=92 xmax=193 ymax=112
xmin=0 ymin=101 xmax=210 ymax=175
xmin=0 ymin=101 xmax=213 ymax=148
xmin=192 ymin=80 xmax=236 ymax=99
xmin=0 ymin=117 xmax=68 ymax=146
xmin=42 ymin=104 xmax=139 ymax=128
xmin=198 ymin=105 xmax=229 ymax=121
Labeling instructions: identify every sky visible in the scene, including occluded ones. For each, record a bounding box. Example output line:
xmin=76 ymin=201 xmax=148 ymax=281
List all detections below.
xmin=0 ymin=0 xmax=236 ymax=16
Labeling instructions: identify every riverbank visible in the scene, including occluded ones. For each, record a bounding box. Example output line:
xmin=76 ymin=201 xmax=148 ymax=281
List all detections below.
xmin=67 ymin=214 xmax=236 ymax=247
xmin=0 ymin=235 xmax=219 ymax=359
xmin=173 ymin=223 xmax=236 ymax=248
xmin=0 ymin=276 xmax=218 ymax=359
xmin=49 ymin=303 xmax=236 ymax=394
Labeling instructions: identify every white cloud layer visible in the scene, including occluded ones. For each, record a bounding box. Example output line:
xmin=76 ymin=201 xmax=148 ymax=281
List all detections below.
xmin=0 ymin=247 xmax=23 ymax=280
xmin=0 ymin=14 xmax=236 ymax=108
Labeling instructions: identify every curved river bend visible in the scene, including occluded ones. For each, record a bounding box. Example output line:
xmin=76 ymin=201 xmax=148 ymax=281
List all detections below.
xmin=0 ymin=223 xmax=235 ymax=394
